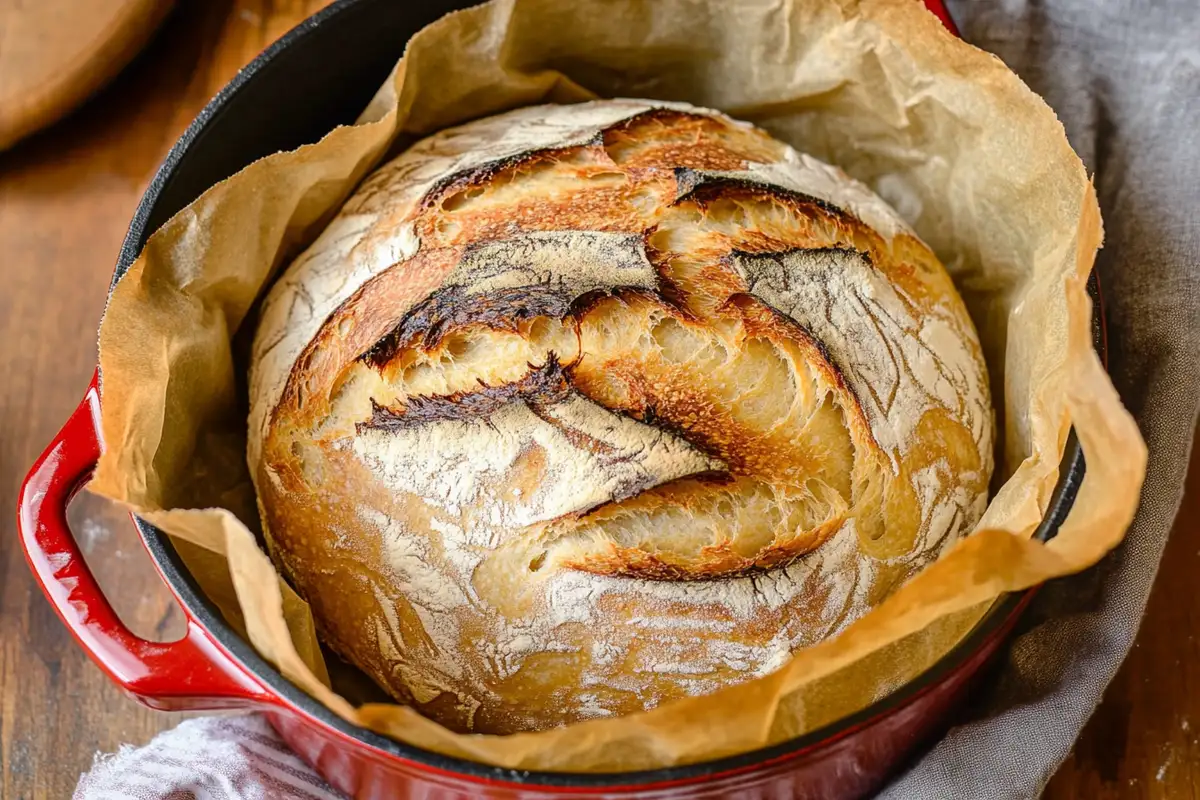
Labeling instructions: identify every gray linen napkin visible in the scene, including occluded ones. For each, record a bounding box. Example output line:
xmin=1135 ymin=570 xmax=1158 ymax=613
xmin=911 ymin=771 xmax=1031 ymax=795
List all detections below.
xmin=882 ymin=1 xmax=1200 ymax=797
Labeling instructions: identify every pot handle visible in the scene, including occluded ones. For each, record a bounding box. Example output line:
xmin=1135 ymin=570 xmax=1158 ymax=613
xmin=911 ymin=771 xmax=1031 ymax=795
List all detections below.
xmin=17 ymin=372 xmax=273 ymax=711
xmin=923 ymin=0 xmax=960 ymax=35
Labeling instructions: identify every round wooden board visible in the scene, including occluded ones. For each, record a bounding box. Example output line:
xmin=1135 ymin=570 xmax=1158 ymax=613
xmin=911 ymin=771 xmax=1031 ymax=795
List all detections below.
xmin=0 ymin=0 xmax=173 ymax=151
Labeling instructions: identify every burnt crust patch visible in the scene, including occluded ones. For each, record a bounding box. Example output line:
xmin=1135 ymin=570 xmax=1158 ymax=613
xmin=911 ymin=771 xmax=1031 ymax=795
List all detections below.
xmin=420 ymin=139 xmax=604 ymax=212
xmin=361 ymin=355 xmax=573 ymax=432
xmin=672 ymin=167 xmax=848 ymax=220
xmin=364 ymin=285 xmax=581 ymax=366
xmin=364 ymin=231 xmax=662 ymax=366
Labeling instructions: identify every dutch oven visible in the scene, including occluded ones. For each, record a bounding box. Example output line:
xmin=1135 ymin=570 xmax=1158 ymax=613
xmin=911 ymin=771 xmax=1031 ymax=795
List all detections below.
xmin=17 ymin=1 xmax=1101 ymax=797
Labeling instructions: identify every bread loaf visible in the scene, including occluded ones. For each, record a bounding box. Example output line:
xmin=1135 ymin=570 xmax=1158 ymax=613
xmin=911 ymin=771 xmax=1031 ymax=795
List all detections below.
xmin=248 ymin=99 xmax=994 ymax=734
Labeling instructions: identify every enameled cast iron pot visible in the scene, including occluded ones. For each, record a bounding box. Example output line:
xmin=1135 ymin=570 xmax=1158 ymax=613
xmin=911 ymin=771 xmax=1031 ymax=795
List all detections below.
xmin=18 ymin=2 xmax=1102 ymax=797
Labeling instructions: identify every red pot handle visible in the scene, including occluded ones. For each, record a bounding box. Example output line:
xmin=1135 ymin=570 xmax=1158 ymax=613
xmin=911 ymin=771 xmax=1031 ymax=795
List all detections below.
xmin=923 ymin=0 xmax=960 ymax=35
xmin=17 ymin=372 xmax=273 ymax=711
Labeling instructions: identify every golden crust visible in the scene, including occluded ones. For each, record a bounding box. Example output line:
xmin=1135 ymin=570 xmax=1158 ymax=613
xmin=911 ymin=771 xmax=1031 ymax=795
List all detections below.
xmin=249 ymin=100 xmax=993 ymax=734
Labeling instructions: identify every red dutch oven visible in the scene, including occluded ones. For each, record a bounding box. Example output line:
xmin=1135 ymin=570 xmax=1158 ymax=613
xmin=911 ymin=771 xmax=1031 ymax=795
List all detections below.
xmin=17 ymin=2 xmax=1103 ymax=797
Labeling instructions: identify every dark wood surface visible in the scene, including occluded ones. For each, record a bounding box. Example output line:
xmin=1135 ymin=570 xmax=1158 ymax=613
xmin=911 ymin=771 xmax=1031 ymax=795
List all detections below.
xmin=0 ymin=2 xmax=1194 ymax=798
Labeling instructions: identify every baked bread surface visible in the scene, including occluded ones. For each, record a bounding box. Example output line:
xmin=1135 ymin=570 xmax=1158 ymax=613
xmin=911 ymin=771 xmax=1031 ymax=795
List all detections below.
xmin=248 ymin=99 xmax=993 ymax=734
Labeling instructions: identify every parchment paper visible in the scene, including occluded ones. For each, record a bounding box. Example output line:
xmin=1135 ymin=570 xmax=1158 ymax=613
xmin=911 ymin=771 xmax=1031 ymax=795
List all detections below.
xmin=88 ymin=0 xmax=1148 ymax=772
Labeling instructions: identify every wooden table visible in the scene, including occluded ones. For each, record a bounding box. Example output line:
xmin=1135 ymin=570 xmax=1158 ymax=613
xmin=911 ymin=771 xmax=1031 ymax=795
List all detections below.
xmin=0 ymin=2 xmax=1194 ymax=798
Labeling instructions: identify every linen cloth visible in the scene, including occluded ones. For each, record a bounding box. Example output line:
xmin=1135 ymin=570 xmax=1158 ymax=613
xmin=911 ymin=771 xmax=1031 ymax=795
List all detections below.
xmin=76 ymin=1 xmax=1200 ymax=797
xmin=881 ymin=0 xmax=1200 ymax=796
xmin=75 ymin=716 xmax=344 ymax=800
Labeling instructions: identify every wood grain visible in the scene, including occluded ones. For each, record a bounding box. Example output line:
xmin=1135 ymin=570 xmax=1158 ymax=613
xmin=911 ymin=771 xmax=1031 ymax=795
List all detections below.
xmin=0 ymin=2 xmax=1193 ymax=798
xmin=0 ymin=0 xmax=174 ymax=151
xmin=0 ymin=3 xmax=331 ymax=798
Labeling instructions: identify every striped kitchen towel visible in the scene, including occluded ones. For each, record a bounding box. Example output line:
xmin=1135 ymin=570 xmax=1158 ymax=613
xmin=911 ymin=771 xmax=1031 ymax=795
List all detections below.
xmin=75 ymin=715 xmax=343 ymax=800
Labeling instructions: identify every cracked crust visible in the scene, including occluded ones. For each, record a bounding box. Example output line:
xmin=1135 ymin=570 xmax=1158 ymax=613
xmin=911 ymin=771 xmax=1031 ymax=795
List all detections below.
xmin=248 ymin=100 xmax=994 ymax=734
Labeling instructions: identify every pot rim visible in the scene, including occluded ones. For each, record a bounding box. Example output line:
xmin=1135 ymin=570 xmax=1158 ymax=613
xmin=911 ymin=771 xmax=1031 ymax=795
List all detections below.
xmin=110 ymin=0 xmax=1096 ymax=787
xmin=131 ymin=458 xmax=1084 ymax=787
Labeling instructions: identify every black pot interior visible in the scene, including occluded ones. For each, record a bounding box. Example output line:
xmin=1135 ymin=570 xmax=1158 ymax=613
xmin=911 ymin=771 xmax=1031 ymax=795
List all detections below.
xmin=116 ymin=0 xmax=1093 ymax=787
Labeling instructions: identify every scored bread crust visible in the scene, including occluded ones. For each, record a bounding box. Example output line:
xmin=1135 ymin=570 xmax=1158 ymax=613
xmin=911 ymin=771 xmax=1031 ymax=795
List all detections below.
xmin=248 ymin=100 xmax=994 ymax=734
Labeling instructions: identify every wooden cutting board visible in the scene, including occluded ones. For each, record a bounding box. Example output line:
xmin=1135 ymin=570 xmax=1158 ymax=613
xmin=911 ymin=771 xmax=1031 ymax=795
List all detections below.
xmin=0 ymin=0 xmax=173 ymax=151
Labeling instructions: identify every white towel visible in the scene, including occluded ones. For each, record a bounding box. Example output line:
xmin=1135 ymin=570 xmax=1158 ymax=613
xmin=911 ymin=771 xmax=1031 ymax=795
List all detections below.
xmin=75 ymin=715 xmax=343 ymax=800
